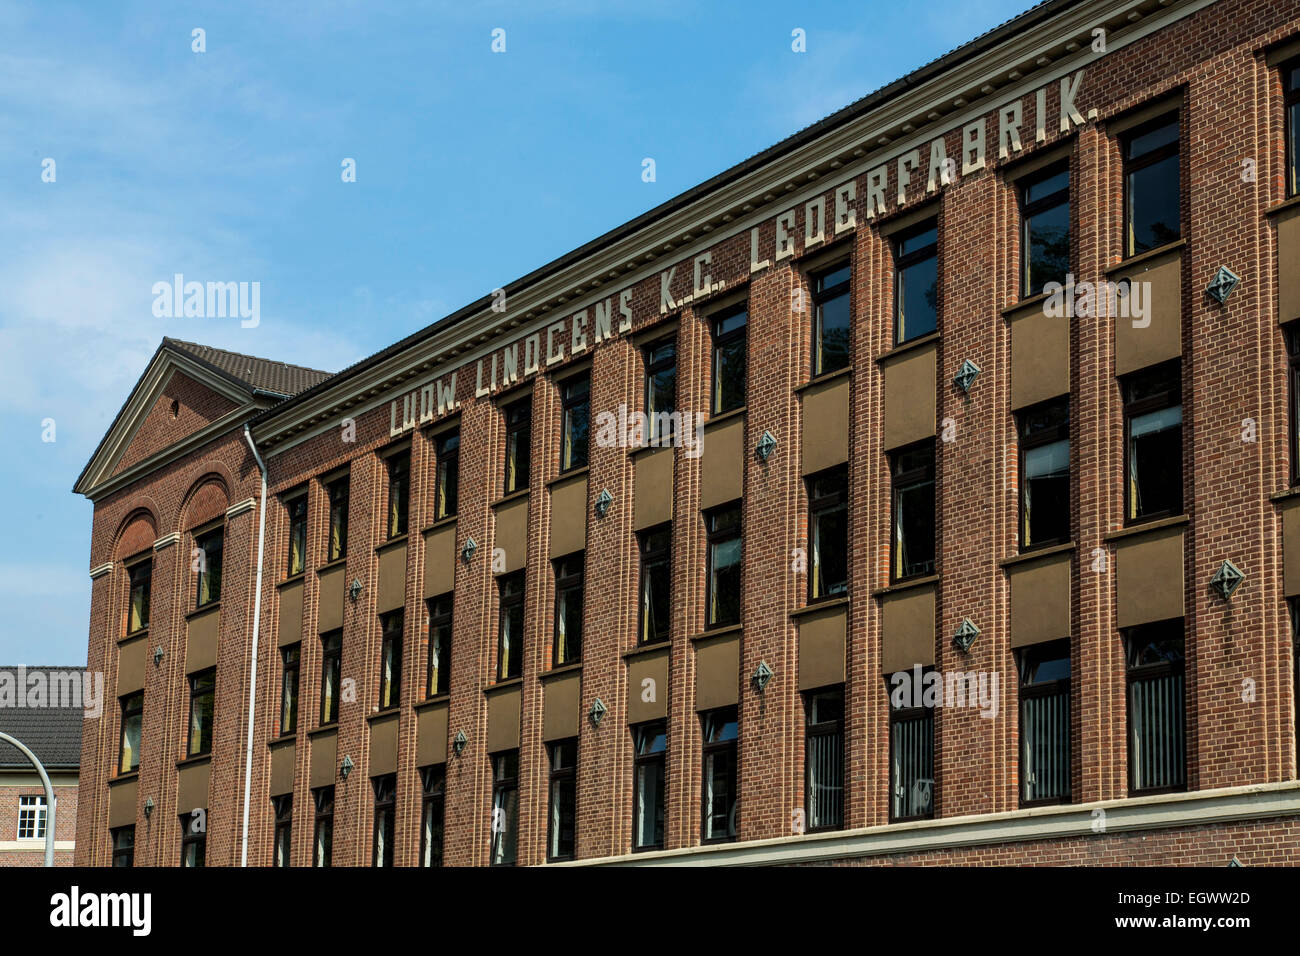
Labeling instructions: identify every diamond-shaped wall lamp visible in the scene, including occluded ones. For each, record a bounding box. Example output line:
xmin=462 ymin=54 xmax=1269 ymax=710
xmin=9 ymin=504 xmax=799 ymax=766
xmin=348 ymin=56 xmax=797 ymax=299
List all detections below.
xmin=594 ymin=488 xmax=614 ymax=518
xmin=143 ymin=796 xmax=154 ymax=819
xmin=953 ymin=359 xmax=981 ymax=394
xmin=453 ymin=730 xmax=468 ymax=756
xmin=1228 ymin=855 xmax=1243 ymax=867
xmin=461 ymin=537 xmax=477 ymax=564
xmin=1210 ymin=559 xmax=1245 ymax=601
xmin=752 ymin=661 xmax=774 ymax=693
xmin=1206 ymin=266 xmax=1240 ymax=305
xmin=348 ymin=577 xmax=363 ymax=601
xmin=756 ymin=430 xmax=778 ymax=462
xmin=953 ymin=618 xmax=981 ymax=653
xmin=340 ymin=754 xmax=354 ymax=780
xmin=153 ymin=645 xmax=165 ymax=667
xmin=588 ymin=697 xmax=608 ymax=726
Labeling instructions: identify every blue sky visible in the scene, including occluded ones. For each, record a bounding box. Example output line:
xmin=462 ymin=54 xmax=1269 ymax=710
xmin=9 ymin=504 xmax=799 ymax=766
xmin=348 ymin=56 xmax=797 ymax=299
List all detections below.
xmin=0 ymin=0 xmax=1032 ymax=664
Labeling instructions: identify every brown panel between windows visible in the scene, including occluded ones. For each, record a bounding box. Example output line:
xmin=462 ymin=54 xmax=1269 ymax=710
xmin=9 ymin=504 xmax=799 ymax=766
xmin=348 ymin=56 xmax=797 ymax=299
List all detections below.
xmin=368 ymin=712 xmax=399 ymax=777
xmin=422 ymin=524 xmax=456 ymax=599
xmin=880 ymin=584 xmax=936 ymax=673
xmin=185 ymin=606 xmax=220 ymax=674
xmin=376 ymin=540 xmax=407 ymax=613
xmin=695 ymin=632 xmax=740 ymax=711
xmin=1008 ymin=300 xmax=1070 ymax=411
xmin=176 ymin=758 xmax=211 ymax=814
xmin=486 ymin=685 xmax=522 ymax=752
xmin=1282 ymin=500 xmax=1300 ymax=597
xmin=494 ymin=496 xmax=529 ymax=574
xmin=700 ymin=415 xmax=744 ymax=510
xmin=634 ymin=446 xmax=674 ymax=531
xmin=549 ymin=474 xmax=588 ymax=559
xmin=1008 ymin=551 xmax=1072 ymax=648
xmin=542 ymin=670 xmax=582 ymax=742
xmin=117 ymin=635 xmax=147 ymax=696
xmin=883 ymin=341 xmax=937 ymax=451
xmin=801 ymin=376 xmax=850 ymax=476
xmin=1277 ymin=207 xmax=1300 ymax=326
xmin=798 ymin=604 xmax=847 ymax=690
xmin=107 ymin=777 xmax=138 ymax=828
xmin=278 ymin=579 xmax=304 ymax=648
xmin=626 ymin=647 xmax=670 ymax=722
xmin=318 ymin=564 xmax=346 ymax=632
xmin=1113 ymin=249 xmax=1182 ymax=376
xmin=1115 ymin=526 xmax=1185 ymax=628
xmin=416 ymin=701 xmax=449 ymax=766
xmin=269 ymin=740 xmax=295 ymax=796
xmin=309 ymin=729 xmax=337 ymax=788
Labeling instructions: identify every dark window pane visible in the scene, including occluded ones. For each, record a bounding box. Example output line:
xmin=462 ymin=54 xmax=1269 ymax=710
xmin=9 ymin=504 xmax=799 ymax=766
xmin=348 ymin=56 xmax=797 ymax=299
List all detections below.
xmin=1127 ymin=154 xmax=1181 ymax=254
xmin=1025 ymin=200 xmax=1070 ymax=295
xmin=1129 ymin=405 xmax=1182 ymax=519
xmin=897 ymin=255 xmax=938 ymax=342
xmin=814 ymin=289 xmax=851 ymax=375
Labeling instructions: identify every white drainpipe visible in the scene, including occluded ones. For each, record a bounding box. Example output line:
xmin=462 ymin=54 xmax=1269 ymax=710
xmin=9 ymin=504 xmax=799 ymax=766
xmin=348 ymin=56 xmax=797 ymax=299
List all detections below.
xmin=240 ymin=424 xmax=269 ymax=867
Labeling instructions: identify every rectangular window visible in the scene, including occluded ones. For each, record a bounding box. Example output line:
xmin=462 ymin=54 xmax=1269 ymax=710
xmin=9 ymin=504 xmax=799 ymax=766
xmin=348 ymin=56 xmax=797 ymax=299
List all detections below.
xmin=435 ymin=431 xmax=460 ymax=521
xmin=503 ymin=399 xmax=531 ymax=494
xmin=1287 ymin=60 xmax=1300 ymax=197
xmin=119 ymin=691 xmax=143 ymax=774
xmin=1019 ymin=399 xmax=1070 ymax=550
xmin=706 ymin=504 xmax=742 ymax=628
xmin=1126 ymin=619 xmax=1186 ymax=795
xmin=895 ymin=221 xmax=939 ymax=344
xmin=553 ymin=553 xmax=584 ymax=666
xmin=378 ymin=611 xmax=403 ymax=711
xmin=287 ymin=493 xmax=307 ymax=576
xmin=427 ymin=594 xmax=452 ymax=698
xmin=547 ymin=739 xmax=578 ymax=862
xmin=711 ymin=304 xmax=747 ymax=413
xmin=279 ymin=643 xmax=300 ymax=737
xmin=420 ymin=765 xmax=445 ymax=867
xmin=372 ymin=774 xmax=396 ymax=867
xmin=17 ymin=795 xmax=46 ymax=840
xmin=1124 ymin=361 xmax=1183 ymax=523
xmin=386 ymin=451 xmax=410 ymax=539
xmin=497 ymin=571 xmax=525 ymax=681
xmin=187 ymin=668 xmax=216 ymax=757
xmin=320 ymin=630 xmax=342 ymax=725
xmin=490 ymin=751 xmax=519 ymax=866
xmin=327 ymin=475 xmax=349 ymax=563
xmin=1289 ymin=326 xmax=1300 ymax=485
xmin=180 ymin=814 xmax=206 ymax=867
xmin=561 ymin=375 xmax=590 ymax=472
xmin=111 ymin=826 xmax=135 ymax=867
xmin=1018 ymin=639 xmax=1071 ymax=805
xmin=812 ymin=262 xmax=851 ymax=377
xmin=889 ymin=669 xmax=935 ymax=821
xmin=645 ymin=338 xmax=678 ymax=444
xmin=632 ymin=722 xmax=667 ymax=851
xmin=1293 ymin=599 xmax=1300 ymax=749
xmin=808 ymin=467 xmax=848 ymax=601
xmin=1123 ymin=114 xmax=1181 ymax=256
xmin=1020 ymin=163 xmax=1070 ymax=296
xmin=701 ymin=707 xmax=738 ymax=843
xmin=805 ymin=687 xmax=844 ymax=831
xmin=312 ymin=786 xmax=334 ymax=867
xmin=194 ymin=526 xmax=223 ymax=607
xmin=127 ymin=559 xmax=151 ymax=634
xmin=638 ymin=524 xmax=672 ymax=645
xmin=273 ymin=794 xmax=292 ymax=867
xmin=891 ymin=442 xmax=936 ymax=581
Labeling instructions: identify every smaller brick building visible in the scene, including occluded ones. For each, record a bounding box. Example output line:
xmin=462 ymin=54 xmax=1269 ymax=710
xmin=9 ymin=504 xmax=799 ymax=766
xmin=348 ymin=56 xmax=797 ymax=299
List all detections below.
xmin=0 ymin=667 xmax=83 ymax=866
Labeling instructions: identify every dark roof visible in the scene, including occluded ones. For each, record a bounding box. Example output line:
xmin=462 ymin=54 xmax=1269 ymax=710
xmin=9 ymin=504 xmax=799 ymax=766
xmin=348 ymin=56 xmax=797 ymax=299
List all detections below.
xmin=253 ymin=0 xmax=1083 ymax=430
xmin=163 ymin=338 xmax=331 ymax=399
xmin=0 ymin=668 xmax=86 ymax=771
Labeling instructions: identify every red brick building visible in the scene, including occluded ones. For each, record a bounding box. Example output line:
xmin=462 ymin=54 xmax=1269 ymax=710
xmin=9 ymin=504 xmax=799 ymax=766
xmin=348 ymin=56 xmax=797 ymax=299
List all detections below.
xmin=75 ymin=0 xmax=1300 ymax=866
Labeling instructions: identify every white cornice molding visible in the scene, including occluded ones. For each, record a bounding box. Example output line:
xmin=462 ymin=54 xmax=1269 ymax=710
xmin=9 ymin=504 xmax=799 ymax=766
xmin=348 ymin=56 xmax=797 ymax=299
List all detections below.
xmin=257 ymin=0 xmax=1215 ymax=458
xmin=563 ymin=779 xmax=1300 ymax=867
xmin=225 ymin=498 xmax=257 ymax=519
xmin=152 ymin=532 xmax=181 ymax=551
xmin=88 ymin=563 xmax=114 ymax=579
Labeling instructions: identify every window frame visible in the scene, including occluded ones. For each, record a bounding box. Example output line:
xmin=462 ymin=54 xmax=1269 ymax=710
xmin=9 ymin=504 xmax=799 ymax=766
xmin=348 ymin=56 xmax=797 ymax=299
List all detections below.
xmin=643 ymin=337 xmax=678 ymax=445
xmin=118 ymin=690 xmax=143 ymax=775
xmin=502 ymin=398 xmax=532 ymax=495
xmin=811 ymin=261 xmax=852 ymax=378
xmin=804 ymin=686 xmax=845 ymax=832
xmin=186 ymin=667 xmax=216 ymax=758
xmin=110 ymin=825 xmax=135 ymax=867
xmin=1289 ymin=325 xmax=1300 ymax=486
xmin=193 ymin=525 xmax=224 ymax=608
xmin=377 ymin=610 xmax=403 ymax=712
xmin=385 ymin=450 xmax=410 ymax=540
xmin=890 ymin=441 xmax=936 ymax=582
xmin=279 ymin=643 xmax=301 ymax=737
xmin=888 ymin=670 xmax=935 ymax=823
xmin=435 ymin=431 xmax=460 ymax=521
xmin=319 ymin=630 xmax=342 ymax=726
xmin=637 ymin=523 xmax=672 ymax=646
xmin=497 ymin=571 xmax=525 ymax=681
xmin=552 ymin=553 xmax=585 ymax=667
xmin=700 ymin=707 xmax=739 ymax=844
xmin=17 ymin=794 xmax=47 ymax=840
xmin=705 ymin=503 xmax=743 ymax=629
xmin=1287 ymin=58 xmax=1300 ymax=197
xmin=1122 ymin=113 xmax=1181 ymax=258
xmin=1124 ymin=619 xmax=1187 ymax=796
xmin=326 ymin=474 xmax=350 ymax=564
xmin=372 ymin=774 xmax=396 ymax=868
xmin=710 ymin=303 xmax=748 ymax=414
xmin=126 ymin=557 xmax=152 ymax=635
xmin=180 ymin=814 xmax=207 ymax=868
xmin=426 ymin=594 xmax=453 ymax=698
xmin=420 ymin=765 xmax=446 ymax=867
xmin=490 ymin=751 xmax=520 ymax=866
xmin=1017 ymin=639 xmax=1072 ymax=807
xmin=286 ymin=492 xmax=308 ymax=577
xmin=807 ymin=466 xmax=849 ymax=602
xmin=547 ymin=739 xmax=578 ymax=862
xmin=272 ymin=794 xmax=292 ymax=867
xmin=1122 ymin=361 xmax=1183 ymax=525
xmin=1018 ymin=162 xmax=1071 ymax=297
xmin=1017 ymin=398 xmax=1071 ymax=552
xmin=560 ymin=374 xmax=591 ymax=473
xmin=893 ymin=220 xmax=939 ymax=345
xmin=312 ymin=786 xmax=334 ymax=867
xmin=632 ymin=721 xmax=667 ymax=852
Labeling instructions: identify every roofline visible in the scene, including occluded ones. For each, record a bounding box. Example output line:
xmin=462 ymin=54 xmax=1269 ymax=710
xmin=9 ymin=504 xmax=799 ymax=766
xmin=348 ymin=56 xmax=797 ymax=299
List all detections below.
xmin=251 ymin=0 xmax=1085 ymax=431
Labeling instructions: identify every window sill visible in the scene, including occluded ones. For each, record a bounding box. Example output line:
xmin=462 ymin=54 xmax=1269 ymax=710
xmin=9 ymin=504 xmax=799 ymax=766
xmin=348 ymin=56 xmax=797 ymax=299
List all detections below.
xmin=491 ymin=487 xmax=531 ymax=509
xmin=796 ymin=366 xmax=852 ymax=395
xmin=268 ymin=736 xmax=296 ymax=750
xmin=791 ymin=596 xmax=850 ymax=619
xmin=423 ymin=514 xmax=457 ymax=534
xmin=484 ymin=677 xmax=524 ymax=694
xmin=176 ymin=753 xmax=212 ymax=769
xmin=872 ymin=573 xmax=939 ymax=598
xmin=623 ymin=640 xmax=672 ymax=660
xmin=120 ymin=628 xmax=148 ymax=645
xmin=414 ymin=694 xmax=450 ymax=711
xmin=540 ymin=661 xmax=583 ymax=680
xmin=1103 ymin=514 xmax=1188 ymax=543
xmin=1000 ymin=289 xmax=1054 ymax=319
xmin=110 ymin=771 xmax=140 ymax=785
xmin=308 ymin=723 xmax=339 ymax=738
xmin=187 ymin=603 xmax=220 ymax=621
xmin=1000 ymin=541 xmax=1076 ymax=568
xmin=691 ymin=623 xmax=743 ymax=643
xmin=704 ymin=405 xmax=747 ymax=428
xmin=1104 ymin=238 xmax=1186 ymax=276
xmin=876 ymin=331 xmax=940 ymax=366
xmin=367 ymin=708 xmax=400 ymax=723
xmin=377 ymin=534 xmax=409 ymax=553
xmin=1270 ymin=486 xmax=1300 ymax=504
xmin=279 ymin=572 xmax=306 ymax=588
xmin=1264 ymin=193 xmax=1300 ymax=218
xmin=317 ymin=557 xmax=348 ymax=573
xmin=548 ymin=466 xmax=590 ymax=489
xmin=628 ymin=440 xmax=677 ymax=461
